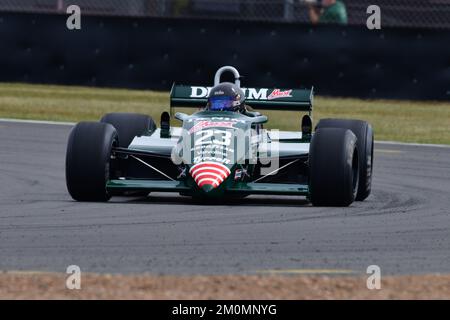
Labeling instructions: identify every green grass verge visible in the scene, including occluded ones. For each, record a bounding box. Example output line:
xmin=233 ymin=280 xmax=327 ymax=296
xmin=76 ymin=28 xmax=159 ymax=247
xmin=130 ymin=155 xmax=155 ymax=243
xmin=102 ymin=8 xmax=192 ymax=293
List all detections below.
xmin=0 ymin=83 xmax=449 ymax=144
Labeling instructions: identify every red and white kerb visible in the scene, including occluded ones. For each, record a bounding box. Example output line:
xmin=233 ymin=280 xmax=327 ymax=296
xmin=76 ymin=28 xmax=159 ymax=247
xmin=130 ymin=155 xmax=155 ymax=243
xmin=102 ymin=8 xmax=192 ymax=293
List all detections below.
xmin=189 ymin=162 xmax=231 ymax=189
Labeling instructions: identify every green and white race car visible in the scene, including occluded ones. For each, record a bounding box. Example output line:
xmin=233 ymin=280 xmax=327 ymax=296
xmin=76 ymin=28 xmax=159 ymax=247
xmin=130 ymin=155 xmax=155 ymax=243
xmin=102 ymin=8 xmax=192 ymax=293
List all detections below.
xmin=66 ymin=66 xmax=373 ymax=206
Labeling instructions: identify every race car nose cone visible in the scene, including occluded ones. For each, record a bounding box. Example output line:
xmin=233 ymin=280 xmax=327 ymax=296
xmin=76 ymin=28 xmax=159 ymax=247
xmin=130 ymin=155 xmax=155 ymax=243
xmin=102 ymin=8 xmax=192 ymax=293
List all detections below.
xmin=189 ymin=161 xmax=231 ymax=191
xmin=201 ymin=184 xmax=214 ymax=193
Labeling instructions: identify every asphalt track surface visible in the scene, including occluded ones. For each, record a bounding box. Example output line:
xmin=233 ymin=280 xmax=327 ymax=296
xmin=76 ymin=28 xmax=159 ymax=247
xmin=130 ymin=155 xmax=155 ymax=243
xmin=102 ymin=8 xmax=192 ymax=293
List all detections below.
xmin=1 ymin=120 xmax=449 ymax=275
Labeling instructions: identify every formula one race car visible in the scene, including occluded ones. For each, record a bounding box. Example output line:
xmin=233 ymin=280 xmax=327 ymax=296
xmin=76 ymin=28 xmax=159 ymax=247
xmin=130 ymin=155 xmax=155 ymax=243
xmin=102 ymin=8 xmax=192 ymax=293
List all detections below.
xmin=66 ymin=66 xmax=373 ymax=206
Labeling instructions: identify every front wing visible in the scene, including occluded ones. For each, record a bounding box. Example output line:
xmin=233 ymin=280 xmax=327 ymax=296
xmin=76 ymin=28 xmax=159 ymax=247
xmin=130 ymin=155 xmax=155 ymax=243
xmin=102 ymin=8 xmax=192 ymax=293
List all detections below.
xmin=106 ymin=179 xmax=309 ymax=196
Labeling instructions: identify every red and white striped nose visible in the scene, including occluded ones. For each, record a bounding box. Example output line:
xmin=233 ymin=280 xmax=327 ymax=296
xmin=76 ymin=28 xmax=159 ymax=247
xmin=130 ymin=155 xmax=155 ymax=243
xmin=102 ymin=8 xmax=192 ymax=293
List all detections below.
xmin=189 ymin=162 xmax=231 ymax=192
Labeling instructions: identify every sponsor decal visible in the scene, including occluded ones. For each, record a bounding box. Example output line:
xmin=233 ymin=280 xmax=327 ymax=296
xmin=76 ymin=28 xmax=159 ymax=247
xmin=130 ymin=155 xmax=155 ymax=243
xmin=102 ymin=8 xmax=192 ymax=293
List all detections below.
xmin=189 ymin=87 xmax=293 ymax=100
xmin=189 ymin=121 xmax=235 ymax=133
xmin=190 ymin=86 xmax=212 ymax=98
xmin=268 ymin=89 xmax=293 ymax=100
xmin=193 ymin=156 xmax=231 ymax=165
xmin=193 ymin=144 xmax=235 ymax=153
xmin=187 ymin=117 xmax=245 ymax=123
xmin=189 ymin=161 xmax=231 ymax=189
xmin=243 ymin=88 xmax=269 ymax=100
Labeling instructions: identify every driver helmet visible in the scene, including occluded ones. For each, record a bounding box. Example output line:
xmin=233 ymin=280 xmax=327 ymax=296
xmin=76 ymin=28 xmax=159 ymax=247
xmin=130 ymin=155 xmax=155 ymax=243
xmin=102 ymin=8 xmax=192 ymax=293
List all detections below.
xmin=206 ymin=82 xmax=245 ymax=112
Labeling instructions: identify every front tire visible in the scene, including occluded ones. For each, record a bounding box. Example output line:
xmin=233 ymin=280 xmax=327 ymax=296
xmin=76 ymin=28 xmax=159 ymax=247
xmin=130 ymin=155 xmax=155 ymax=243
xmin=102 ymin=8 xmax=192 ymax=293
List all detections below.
xmin=66 ymin=122 xmax=117 ymax=201
xmin=309 ymin=128 xmax=359 ymax=207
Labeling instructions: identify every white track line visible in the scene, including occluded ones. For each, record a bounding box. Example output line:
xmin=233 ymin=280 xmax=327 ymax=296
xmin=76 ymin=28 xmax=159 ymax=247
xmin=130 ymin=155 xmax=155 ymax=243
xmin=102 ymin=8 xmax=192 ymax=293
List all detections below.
xmin=375 ymin=140 xmax=450 ymax=148
xmin=0 ymin=118 xmax=449 ymax=148
xmin=0 ymin=118 xmax=75 ymax=126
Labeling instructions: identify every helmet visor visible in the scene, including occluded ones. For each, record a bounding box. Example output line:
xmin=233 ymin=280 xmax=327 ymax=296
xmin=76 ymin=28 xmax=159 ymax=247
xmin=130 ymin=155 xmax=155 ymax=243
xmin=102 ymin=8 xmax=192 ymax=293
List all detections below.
xmin=208 ymin=96 xmax=236 ymax=111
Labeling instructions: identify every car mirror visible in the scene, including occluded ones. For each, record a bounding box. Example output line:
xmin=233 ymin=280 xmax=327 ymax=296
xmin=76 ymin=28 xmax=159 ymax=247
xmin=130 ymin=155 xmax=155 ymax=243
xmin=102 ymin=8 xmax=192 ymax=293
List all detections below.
xmin=251 ymin=115 xmax=268 ymax=124
xmin=174 ymin=112 xmax=189 ymax=122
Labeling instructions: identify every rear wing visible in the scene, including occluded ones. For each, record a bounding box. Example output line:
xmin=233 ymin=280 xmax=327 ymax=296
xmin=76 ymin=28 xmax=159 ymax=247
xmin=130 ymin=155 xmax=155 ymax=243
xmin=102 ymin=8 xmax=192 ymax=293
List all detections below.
xmin=170 ymin=84 xmax=314 ymax=112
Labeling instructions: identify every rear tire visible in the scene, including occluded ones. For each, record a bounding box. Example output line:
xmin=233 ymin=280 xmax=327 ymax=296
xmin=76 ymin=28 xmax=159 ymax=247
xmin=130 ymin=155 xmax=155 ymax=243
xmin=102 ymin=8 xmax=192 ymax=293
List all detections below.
xmin=100 ymin=113 xmax=156 ymax=148
xmin=309 ymin=128 xmax=359 ymax=207
xmin=66 ymin=122 xmax=117 ymax=201
xmin=316 ymin=119 xmax=373 ymax=201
